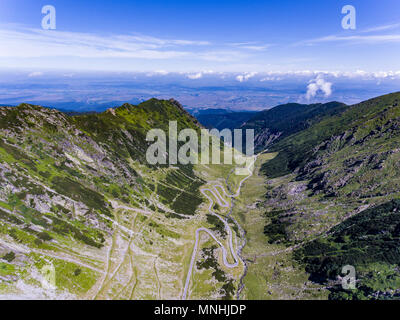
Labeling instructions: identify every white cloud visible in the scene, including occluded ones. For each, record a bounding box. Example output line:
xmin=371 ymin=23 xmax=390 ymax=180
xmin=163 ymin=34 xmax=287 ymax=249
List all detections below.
xmin=361 ymin=23 xmax=400 ymax=33
xmin=0 ymin=25 xmax=261 ymax=69
xmin=185 ymin=70 xmax=215 ymax=79
xmin=306 ymin=75 xmax=332 ymax=100
xmin=297 ymin=22 xmax=400 ymax=46
xmin=187 ymin=72 xmax=203 ymax=79
xmin=252 ymin=70 xmax=400 ymax=81
xmin=304 ymin=34 xmax=400 ymax=45
xmin=230 ymin=42 xmax=271 ymax=51
xmin=146 ymin=70 xmax=170 ymax=76
xmin=291 ymin=21 xmax=400 ymax=49
xmin=28 ymin=71 xmax=44 ymax=77
xmin=0 ymin=26 xmax=212 ymax=60
xmin=236 ymin=72 xmax=257 ymax=82
xmin=260 ymin=76 xmax=283 ymax=82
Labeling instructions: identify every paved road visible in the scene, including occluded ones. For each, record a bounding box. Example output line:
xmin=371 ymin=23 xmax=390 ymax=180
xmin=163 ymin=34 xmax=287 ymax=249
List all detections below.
xmin=182 ymin=155 xmax=258 ymax=300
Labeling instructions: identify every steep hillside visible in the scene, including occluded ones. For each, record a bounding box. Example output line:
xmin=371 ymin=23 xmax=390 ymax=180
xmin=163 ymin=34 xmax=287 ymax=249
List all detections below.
xmin=245 ymin=92 xmax=400 ymax=300
xmin=0 ymin=99 xmax=204 ymax=219
xmin=242 ymin=102 xmax=347 ymax=152
xmin=294 ymin=199 xmax=400 ymax=300
xmin=0 ymin=99 xmax=244 ymax=299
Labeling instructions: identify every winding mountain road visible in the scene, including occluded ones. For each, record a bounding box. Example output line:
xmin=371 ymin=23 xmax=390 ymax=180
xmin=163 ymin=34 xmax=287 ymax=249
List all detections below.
xmin=182 ymin=155 xmax=259 ymax=300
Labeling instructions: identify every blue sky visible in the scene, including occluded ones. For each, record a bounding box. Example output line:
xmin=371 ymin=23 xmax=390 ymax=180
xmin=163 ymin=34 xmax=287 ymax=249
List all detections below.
xmin=1 ymin=0 xmax=400 ymax=73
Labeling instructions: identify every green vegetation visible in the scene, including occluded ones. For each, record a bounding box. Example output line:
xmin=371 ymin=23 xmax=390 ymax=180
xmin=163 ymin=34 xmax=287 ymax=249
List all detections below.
xmin=5 ymin=92 xmax=400 ymax=300
xmin=262 ymin=92 xmax=400 ymax=178
xmin=294 ymin=199 xmax=400 ymax=299
xmin=196 ymin=245 xmax=235 ymax=300
xmin=51 ymin=216 xmax=104 ymax=248
xmin=32 ymin=256 xmax=99 ymax=294
xmin=52 ymin=176 xmax=111 ymax=216
xmin=0 ymin=99 xmax=226 ymax=299
xmin=1 ymin=252 xmax=15 ymax=263
xmin=238 ymin=91 xmax=400 ymax=300
xmin=148 ymin=220 xmax=180 ymax=239
xmin=243 ymin=101 xmax=347 ymax=153
xmin=0 ymin=208 xmax=23 ymax=225
xmin=157 ymin=170 xmax=204 ymax=216
xmin=0 ymin=262 xmax=15 ymax=276
xmin=263 ymin=209 xmax=291 ymax=244
xmin=206 ymin=214 xmax=227 ymax=238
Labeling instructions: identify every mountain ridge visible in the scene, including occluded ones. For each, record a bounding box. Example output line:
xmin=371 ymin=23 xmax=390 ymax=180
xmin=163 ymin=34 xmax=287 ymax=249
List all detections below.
xmin=0 ymin=98 xmax=229 ymax=299
xmin=250 ymin=91 xmax=400 ymax=300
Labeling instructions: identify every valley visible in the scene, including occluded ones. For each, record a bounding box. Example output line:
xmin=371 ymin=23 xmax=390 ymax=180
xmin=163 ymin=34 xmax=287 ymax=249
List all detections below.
xmin=235 ymin=92 xmax=400 ymax=300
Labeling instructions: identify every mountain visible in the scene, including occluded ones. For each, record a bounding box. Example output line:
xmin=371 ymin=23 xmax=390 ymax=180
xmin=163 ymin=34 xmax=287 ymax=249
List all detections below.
xmin=0 ymin=98 xmax=243 ymax=299
xmin=191 ymin=102 xmax=348 ymax=153
xmin=191 ymin=108 xmax=257 ymax=130
xmin=262 ymin=92 xmax=400 ymax=178
xmin=188 ymin=108 xmax=232 ymax=116
xmin=241 ymin=102 xmax=348 ymax=152
xmin=244 ymin=92 xmax=400 ymax=300
xmin=189 ymin=102 xmax=348 ymax=148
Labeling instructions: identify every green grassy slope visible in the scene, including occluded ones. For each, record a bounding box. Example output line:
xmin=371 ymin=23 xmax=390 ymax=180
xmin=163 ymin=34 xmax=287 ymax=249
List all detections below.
xmin=294 ymin=199 xmax=400 ymax=300
xmin=262 ymin=92 xmax=400 ymax=178
xmin=255 ymin=92 xmax=400 ymax=300
xmin=0 ymin=99 xmax=211 ymax=298
xmin=242 ymin=102 xmax=347 ymax=152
